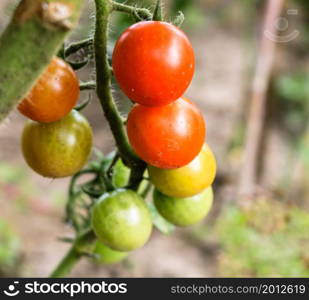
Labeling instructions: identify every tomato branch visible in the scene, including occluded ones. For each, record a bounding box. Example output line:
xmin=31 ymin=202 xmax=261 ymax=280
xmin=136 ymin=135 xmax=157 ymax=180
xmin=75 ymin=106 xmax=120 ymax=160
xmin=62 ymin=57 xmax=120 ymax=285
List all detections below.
xmin=111 ymin=1 xmax=152 ymax=21
xmin=0 ymin=0 xmax=85 ymax=123
xmin=79 ymin=80 xmax=96 ymax=90
xmin=51 ymin=0 xmax=149 ymax=277
xmin=50 ymin=229 xmax=96 ymax=278
xmin=65 ymin=37 xmax=93 ymax=57
xmin=94 ymin=0 xmax=146 ymax=189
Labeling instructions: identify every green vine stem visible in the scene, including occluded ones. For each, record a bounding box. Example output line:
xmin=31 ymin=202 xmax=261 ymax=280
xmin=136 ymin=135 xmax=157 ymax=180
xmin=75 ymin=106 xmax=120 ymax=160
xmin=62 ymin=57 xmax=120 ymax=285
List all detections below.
xmin=111 ymin=1 xmax=152 ymax=21
xmin=153 ymin=0 xmax=163 ymax=21
xmin=79 ymin=80 xmax=96 ymax=90
xmin=65 ymin=37 xmax=93 ymax=57
xmin=50 ymin=229 xmax=96 ymax=278
xmin=0 ymin=0 xmax=85 ymax=122
xmin=94 ymin=0 xmax=146 ymax=189
xmin=51 ymin=0 xmax=149 ymax=277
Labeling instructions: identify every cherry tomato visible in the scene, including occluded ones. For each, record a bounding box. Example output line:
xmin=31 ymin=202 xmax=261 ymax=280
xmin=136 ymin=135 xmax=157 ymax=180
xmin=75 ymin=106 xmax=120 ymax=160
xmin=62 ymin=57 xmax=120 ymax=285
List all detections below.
xmin=112 ymin=21 xmax=195 ymax=106
xmin=91 ymin=189 xmax=152 ymax=251
xmin=22 ymin=110 xmax=93 ymax=178
xmin=93 ymin=242 xmax=128 ymax=264
xmin=112 ymin=159 xmax=131 ymax=188
xmin=111 ymin=159 xmax=149 ymax=193
xmin=148 ymin=144 xmax=216 ymax=197
xmin=153 ymin=186 xmax=213 ymax=227
xmin=127 ymin=97 xmax=206 ymax=169
xmin=18 ymin=57 xmax=79 ymax=123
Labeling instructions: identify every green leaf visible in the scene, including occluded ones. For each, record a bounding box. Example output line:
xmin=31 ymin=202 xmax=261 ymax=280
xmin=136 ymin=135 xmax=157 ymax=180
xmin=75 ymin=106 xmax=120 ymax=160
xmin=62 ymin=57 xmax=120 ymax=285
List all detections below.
xmin=276 ymin=73 xmax=309 ymax=103
xmin=172 ymin=11 xmax=185 ymax=27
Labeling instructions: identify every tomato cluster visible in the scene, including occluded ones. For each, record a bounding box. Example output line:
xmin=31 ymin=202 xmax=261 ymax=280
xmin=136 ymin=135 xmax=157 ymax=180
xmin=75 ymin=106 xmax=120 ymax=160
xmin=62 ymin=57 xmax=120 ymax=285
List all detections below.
xmin=16 ymin=21 xmax=217 ymax=264
xmin=18 ymin=57 xmax=93 ymax=178
xmin=112 ymin=21 xmax=216 ymax=186
xmin=90 ymin=21 xmax=217 ymax=259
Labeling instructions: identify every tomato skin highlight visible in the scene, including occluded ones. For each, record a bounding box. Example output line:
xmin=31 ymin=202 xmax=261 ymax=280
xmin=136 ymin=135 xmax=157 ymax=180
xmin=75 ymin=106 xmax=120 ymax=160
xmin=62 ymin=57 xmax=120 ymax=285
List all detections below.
xmin=22 ymin=110 xmax=93 ymax=178
xmin=18 ymin=57 xmax=79 ymax=123
xmin=127 ymin=98 xmax=206 ymax=169
xmin=153 ymin=186 xmax=213 ymax=227
xmin=91 ymin=189 xmax=152 ymax=251
xmin=112 ymin=21 xmax=195 ymax=106
xmin=148 ymin=144 xmax=216 ymax=198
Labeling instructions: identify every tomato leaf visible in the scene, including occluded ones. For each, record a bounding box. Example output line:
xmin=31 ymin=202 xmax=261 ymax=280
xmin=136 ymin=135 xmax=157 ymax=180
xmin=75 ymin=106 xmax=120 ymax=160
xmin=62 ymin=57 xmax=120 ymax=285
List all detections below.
xmin=173 ymin=11 xmax=185 ymax=27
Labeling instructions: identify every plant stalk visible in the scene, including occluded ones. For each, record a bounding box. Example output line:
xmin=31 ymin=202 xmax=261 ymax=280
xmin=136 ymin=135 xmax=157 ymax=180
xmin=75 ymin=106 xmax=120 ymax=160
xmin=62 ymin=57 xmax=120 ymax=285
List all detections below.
xmin=50 ymin=229 xmax=96 ymax=278
xmin=94 ymin=0 xmax=145 ymax=175
xmin=0 ymin=0 xmax=84 ymax=122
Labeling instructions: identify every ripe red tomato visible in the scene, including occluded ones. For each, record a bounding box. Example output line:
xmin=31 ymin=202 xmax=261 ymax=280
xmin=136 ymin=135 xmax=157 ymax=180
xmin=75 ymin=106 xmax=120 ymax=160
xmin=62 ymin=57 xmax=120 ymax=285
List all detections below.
xmin=18 ymin=57 xmax=79 ymax=123
xmin=22 ymin=110 xmax=93 ymax=178
xmin=127 ymin=97 xmax=206 ymax=169
xmin=112 ymin=21 xmax=195 ymax=106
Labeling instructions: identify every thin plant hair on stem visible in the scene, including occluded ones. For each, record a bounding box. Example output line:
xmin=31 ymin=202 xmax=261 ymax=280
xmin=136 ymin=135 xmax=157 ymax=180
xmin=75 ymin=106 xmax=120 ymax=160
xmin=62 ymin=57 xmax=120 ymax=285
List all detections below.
xmin=94 ymin=0 xmax=146 ymax=191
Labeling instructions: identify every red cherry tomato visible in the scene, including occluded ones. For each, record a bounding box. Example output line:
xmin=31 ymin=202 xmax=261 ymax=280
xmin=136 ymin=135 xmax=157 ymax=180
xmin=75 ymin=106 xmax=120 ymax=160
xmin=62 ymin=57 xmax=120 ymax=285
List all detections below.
xmin=112 ymin=21 xmax=195 ymax=107
xmin=127 ymin=97 xmax=206 ymax=169
xmin=18 ymin=57 xmax=79 ymax=123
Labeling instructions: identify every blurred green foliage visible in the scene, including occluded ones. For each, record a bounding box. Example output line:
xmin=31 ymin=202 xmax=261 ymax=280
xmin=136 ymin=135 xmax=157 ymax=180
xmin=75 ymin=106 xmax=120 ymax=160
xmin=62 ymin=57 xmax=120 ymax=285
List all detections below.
xmin=0 ymin=162 xmax=66 ymax=209
xmin=0 ymin=162 xmax=26 ymax=184
xmin=0 ymin=162 xmax=33 ymax=211
xmin=0 ymin=219 xmax=20 ymax=275
xmin=275 ymin=72 xmax=309 ymax=136
xmin=214 ymin=199 xmax=309 ymax=277
xmin=170 ymin=0 xmax=204 ymax=29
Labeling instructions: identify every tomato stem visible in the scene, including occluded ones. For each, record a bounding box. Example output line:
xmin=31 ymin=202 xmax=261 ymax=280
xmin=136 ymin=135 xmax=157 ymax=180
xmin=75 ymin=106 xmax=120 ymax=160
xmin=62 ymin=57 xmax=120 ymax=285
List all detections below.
xmin=66 ymin=169 xmax=96 ymax=231
xmin=65 ymin=38 xmax=94 ymax=57
xmin=111 ymin=1 xmax=152 ymax=21
xmin=50 ymin=229 xmax=96 ymax=278
xmin=94 ymin=0 xmax=145 ymax=172
xmin=79 ymin=81 xmax=96 ymax=91
xmin=153 ymin=0 xmax=163 ymax=21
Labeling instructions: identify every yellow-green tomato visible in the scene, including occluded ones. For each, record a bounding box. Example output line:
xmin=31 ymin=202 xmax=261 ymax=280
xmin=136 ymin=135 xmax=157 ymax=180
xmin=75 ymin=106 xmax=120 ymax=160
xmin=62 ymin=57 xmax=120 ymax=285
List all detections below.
xmin=93 ymin=242 xmax=128 ymax=264
xmin=148 ymin=144 xmax=216 ymax=198
xmin=153 ymin=186 xmax=213 ymax=227
xmin=91 ymin=189 xmax=152 ymax=251
xmin=21 ymin=110 xmax=93 ymax=178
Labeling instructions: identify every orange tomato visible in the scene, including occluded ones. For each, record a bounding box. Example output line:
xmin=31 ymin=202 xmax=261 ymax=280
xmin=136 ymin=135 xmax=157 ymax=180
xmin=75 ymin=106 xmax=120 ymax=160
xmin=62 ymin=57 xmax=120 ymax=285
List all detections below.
xmin=18 ymin=57 xmax=79 ymax=123
xmin=127 ymin=97 xmax=206 ymax=169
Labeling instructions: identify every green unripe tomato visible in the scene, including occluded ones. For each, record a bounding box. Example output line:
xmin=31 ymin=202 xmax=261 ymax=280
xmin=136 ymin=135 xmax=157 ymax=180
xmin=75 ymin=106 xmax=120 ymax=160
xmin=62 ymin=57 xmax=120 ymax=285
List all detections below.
xmin=153 ymin=186 xmax=213 ymax=227
xmin=91 ymin=189 xmax=152 ymax=251
xmin=112 ymin=159 xmax=130 ymax=188
xmin=93 ymin=242 xmax=128 ymax=264
xmin=21 ymin=110 xmax=93 ymax=178
xmin=112 ymin=161 xmax=149 ymax=193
